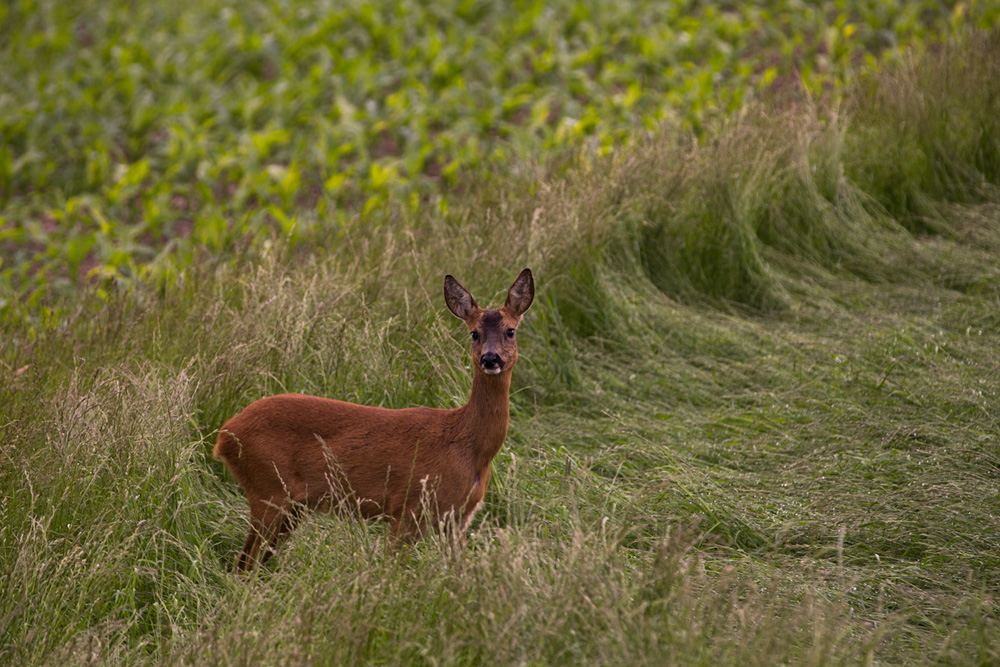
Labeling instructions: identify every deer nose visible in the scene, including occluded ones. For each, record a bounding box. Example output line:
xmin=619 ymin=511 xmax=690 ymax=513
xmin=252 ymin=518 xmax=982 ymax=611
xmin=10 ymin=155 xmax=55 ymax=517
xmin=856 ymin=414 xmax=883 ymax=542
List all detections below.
xmin=480 ymin=353 xmax=504 ymax=373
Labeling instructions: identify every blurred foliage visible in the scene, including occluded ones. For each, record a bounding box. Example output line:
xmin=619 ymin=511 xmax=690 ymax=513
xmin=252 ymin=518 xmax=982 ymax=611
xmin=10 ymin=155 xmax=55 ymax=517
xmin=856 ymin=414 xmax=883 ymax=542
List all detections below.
xmin=1 ymin=0 xmax=998 ymax=327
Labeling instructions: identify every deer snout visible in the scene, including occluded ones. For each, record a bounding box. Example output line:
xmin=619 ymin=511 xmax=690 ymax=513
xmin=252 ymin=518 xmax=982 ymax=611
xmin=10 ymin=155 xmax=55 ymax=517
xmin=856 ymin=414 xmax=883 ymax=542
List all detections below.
xmin=480 ymin=352 xmax=504 ymax=374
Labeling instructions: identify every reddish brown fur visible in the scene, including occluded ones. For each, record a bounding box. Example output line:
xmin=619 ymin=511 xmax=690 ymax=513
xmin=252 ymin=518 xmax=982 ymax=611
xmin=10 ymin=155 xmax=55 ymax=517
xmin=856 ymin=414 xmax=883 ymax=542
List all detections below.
xmin=214 ymin=269 xmax=534 ymax=571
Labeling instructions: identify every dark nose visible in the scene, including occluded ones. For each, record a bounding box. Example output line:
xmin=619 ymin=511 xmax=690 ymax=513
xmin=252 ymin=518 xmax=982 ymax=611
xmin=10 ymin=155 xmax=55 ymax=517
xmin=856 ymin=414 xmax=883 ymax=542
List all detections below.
xmin=480 ymin=353 xmax=503 ymax=370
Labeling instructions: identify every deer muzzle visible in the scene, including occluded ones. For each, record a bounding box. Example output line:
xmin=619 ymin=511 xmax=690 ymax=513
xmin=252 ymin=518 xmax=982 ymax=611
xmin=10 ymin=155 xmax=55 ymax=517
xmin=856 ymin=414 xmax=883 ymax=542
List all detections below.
xmin=480 ymin=353 xmax=504 ymax=374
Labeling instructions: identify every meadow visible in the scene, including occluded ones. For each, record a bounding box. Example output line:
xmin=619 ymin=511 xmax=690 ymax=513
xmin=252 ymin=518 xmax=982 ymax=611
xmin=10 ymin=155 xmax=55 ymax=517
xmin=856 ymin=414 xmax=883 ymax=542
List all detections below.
xmin=2 ymin=1 xmax=1000 ymax=664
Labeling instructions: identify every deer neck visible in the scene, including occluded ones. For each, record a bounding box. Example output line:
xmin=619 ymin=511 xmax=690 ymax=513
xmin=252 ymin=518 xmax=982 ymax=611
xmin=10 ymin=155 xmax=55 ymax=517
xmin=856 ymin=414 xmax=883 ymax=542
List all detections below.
xmin=455 ymin=368 xmax=511 ymax=471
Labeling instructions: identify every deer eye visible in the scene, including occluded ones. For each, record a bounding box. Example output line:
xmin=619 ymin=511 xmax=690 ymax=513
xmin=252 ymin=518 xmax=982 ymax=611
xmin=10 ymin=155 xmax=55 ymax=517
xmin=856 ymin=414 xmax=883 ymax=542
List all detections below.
xmin=470 ymin=331 xmax=479 ymax=341
xmin=506 ymin=328 xmax=515 ymax=338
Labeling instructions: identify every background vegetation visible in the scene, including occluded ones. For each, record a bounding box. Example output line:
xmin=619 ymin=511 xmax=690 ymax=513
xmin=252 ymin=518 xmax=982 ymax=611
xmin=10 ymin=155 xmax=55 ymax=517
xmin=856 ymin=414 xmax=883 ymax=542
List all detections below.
xmin=4 ymin=0 xmax=999 ymax=324
xmin=2 ymin=0 xmax=1000 ymax=664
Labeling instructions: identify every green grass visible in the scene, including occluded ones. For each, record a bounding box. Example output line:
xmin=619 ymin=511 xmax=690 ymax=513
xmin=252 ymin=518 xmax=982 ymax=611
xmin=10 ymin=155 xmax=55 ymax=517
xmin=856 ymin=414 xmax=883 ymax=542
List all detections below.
xmin=3 ymin=3 xmax=1000 ymax=665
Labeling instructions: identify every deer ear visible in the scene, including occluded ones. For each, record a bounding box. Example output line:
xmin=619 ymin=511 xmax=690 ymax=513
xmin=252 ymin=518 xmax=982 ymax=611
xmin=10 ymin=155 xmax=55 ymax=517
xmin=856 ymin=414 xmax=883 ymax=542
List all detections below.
xmin=444 ymin=275 xmax=478 ymax=321
xmin=504 ymin=268 xmax=534 ymax=317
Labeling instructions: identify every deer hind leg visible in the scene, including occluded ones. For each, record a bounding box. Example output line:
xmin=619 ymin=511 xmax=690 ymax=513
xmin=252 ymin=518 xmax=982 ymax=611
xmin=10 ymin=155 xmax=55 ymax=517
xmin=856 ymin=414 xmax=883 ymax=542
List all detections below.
xmin=236 ymin=497 xmax=299 ymax=572
xmin=235 ymin=527 xmax=261 ymax=572
xmin=258 ymin=503 xmax=302 ymax=567
xmin=389 ymin=511 xmax=424 ymax=549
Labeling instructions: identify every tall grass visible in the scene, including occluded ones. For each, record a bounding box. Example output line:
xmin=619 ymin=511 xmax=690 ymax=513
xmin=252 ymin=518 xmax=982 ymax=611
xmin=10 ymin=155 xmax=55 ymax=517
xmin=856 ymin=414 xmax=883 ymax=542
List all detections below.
xmin=848 ymin=31 xmax=1000 ymax=229
xmin=3 ymin=30 xmax=1000 ymax=665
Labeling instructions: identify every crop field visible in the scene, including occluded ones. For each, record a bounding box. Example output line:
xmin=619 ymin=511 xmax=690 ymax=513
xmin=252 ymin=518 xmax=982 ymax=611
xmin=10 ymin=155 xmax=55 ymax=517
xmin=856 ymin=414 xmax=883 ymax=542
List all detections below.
xmin=2 ymin=0 xmax=1000 ymax=664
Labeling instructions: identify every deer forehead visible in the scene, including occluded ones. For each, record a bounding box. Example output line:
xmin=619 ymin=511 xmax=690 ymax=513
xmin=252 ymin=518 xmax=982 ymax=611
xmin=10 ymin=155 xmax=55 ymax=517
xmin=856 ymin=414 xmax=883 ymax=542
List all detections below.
xmin=470 ymin=309 xmax=517 ymax=331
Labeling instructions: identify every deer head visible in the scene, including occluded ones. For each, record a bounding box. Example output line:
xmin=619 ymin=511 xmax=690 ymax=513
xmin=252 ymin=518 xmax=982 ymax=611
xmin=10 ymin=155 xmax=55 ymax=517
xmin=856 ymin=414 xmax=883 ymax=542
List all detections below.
xmin=444 ymin=268 xmax=534 ymax=376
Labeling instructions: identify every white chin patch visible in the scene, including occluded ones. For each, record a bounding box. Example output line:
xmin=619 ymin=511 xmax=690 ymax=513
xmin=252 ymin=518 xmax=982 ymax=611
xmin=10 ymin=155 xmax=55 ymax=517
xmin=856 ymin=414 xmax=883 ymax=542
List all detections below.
xmin=482 ymin=366 xmax=502 ymax=375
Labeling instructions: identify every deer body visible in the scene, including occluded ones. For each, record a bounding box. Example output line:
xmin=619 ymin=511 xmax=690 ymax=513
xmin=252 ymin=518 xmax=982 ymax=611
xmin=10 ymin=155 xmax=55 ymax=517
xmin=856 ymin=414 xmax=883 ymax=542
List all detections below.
xmin=214 ymin=269 xmax=533 ymax=571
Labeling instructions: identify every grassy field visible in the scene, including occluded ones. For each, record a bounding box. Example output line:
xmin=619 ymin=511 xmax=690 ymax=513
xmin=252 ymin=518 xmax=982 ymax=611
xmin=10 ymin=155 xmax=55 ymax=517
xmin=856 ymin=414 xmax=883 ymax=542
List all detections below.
xmin=3 ymin=1 xmax=1000 ymax=664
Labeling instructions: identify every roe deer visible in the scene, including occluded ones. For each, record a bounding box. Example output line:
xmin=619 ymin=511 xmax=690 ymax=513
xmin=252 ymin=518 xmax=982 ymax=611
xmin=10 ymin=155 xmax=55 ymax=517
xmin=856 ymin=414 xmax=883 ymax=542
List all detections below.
xmin=214 ymin=268 xmax=534 ymax=571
